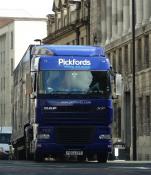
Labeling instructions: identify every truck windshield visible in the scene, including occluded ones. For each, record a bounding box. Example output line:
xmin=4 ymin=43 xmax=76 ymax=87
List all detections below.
xmin=0 ymin=133 xmax=11 ymax=144
xmin=38 ymin=70 xmax=111 ymax=97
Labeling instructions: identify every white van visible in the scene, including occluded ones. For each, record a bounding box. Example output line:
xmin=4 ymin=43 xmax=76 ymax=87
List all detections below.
xmin=0 ymin=127 xmax=12 ymax=159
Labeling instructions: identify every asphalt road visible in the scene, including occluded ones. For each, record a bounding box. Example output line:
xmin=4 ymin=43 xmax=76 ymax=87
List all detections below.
xmin=0 ymin=160 xmax=151 ymax=175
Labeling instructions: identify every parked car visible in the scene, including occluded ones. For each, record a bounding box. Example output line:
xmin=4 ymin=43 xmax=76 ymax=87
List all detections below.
xmin=0 ymin=127 xmax=12 ymax=159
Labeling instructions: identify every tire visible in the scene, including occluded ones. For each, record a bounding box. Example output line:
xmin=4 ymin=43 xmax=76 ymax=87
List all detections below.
xmin=77 ymin=155 xmax=86 ymax=162
xmin=97 ymin=153 xmax=108 ymax=163
xmin=87 ymin=154 xmax=95 ymax=161
xmin=55 ymin=154 xmax=66 ymax=162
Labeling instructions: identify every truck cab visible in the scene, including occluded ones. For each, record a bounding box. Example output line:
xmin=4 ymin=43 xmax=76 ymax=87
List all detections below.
xmin=12 ymin=45 xmax=122 ymax=162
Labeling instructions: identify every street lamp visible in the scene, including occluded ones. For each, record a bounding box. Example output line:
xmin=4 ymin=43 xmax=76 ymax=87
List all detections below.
xmin=132 ymin=0 xmax=137 ymax=161
xmin=34 ymin=39 xmax=42 ymax=45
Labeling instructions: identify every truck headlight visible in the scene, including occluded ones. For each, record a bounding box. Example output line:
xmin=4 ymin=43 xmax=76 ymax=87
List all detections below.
xmin=37 ymin=134 xmax=50 ymax=139
xmin=99 ymin=134 xmax=111 ymax=140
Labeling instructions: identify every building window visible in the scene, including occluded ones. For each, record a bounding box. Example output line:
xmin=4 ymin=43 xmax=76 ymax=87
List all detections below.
xmin=117 ymin=107 xmax=121 ymax=138
xmin=118 ymin=48 xmax=122 ymax=73
xmin=64 ymin=15 xmax=68 ymax=26
xmin=11 ymin=31 xmax=14 ymax=49
xmin=144 ymin=35 xmax=149 ymax=68
xmin=80 ymin=37 xmax=84 ymax=45
xmin=0 ymin=52 xmax=2 ymax=65
xmin=129 ymin=44 xmax=132 ymax=73
xmin=72 ymin=40 xmax=75 ymax=45
xmin=124 ymin=45 xmax=128 ymax=73
xmin=1 ymin=77 xmax=5 ymax=90
xmin=113 ymin=51 xmax=116 ymax=72
xmin=58 ymin=19 xmax=61 ymax=30
xmin=1 ymin=104 xmax=2 ymax=116
xmin=145 ymin=96 xmax=150 ymax=136
xmin=3 ymin=51 xmax=5 ymax=64
xmin=137 ymin=39 xmax=142 ymax=71
xmin=3 ymin=77 xmax=5 ymax=90
xmin=138 ymin=97 xmax=143 ymax=136
xmin=1 ymin=77 xmax=3 ymax=90
xmin=11 ymin=58 xmax=14 ymax=76
xmin=3 ymin=104 xmax=5 ymax=120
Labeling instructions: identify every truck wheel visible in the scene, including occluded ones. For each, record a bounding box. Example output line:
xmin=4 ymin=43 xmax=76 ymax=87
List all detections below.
xmin=54 ymin=154 xmax=66 ymax=162
xmin=97 ymin=153 xmax=108 ymax=163
xmin=77 ymin=155 xmax=86 ymax=162
xmin=87 ymin=154 xmax=95 ymax=161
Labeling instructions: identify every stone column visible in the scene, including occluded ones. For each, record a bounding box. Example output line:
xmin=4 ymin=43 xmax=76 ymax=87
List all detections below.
xmin=135 ymin=0 xmax=143 ymax=28
xmin=128 ymin=0 xmax=132 ymax=32
xmin=61 ymin=8 xmax=64 ymax=28
xmin=117 ymin=0 xmax=123 ymax=37
xmin=55 ymin=12 xmax=58 ymax=31
xmin=123 ymin=0 xmax=130 ymax=35
xmin=106 ymin=0 xmax=112 ymax=44
xmin=149 ymin=34 xmax=151 ymax=68
xmin=101 ymin=0 xmax=106 ymax=45
xmin=142 ymin=0 xmax=151 ymax=25
xmin=111 ymin=0 xmax=117 ymax=41
xmin=128 ymin=43 xmax=132 ymax=73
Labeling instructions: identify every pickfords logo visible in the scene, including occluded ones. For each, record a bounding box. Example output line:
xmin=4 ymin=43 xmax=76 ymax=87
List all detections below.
xmin=58 ymin=58 xmax=91 ymax=66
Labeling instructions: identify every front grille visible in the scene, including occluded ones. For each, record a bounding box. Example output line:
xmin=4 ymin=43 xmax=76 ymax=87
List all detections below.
xmin=44 ymin=112 xmax=107 ymax=124
xmin=55 ymin=126 xmax=95 ymax=144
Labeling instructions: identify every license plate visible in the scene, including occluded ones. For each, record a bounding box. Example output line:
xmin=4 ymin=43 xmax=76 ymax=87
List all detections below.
xmin=65 ymin=150 xmax=83 ymax=156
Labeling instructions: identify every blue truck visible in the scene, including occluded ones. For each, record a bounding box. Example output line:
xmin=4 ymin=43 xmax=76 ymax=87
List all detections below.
xmin=12 ymin=45 xmax=118 ymax=162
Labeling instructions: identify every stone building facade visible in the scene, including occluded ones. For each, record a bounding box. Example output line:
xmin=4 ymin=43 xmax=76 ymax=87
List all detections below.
xmin=45 ymin=0 xmax=151 ymax=160
xmin=43 ymin=0 xmax=90 ymax=45
xmin=90 ymin=0 xmax=151 ymax=160
xmin=0 ymin=16 xmax=46 ymax=128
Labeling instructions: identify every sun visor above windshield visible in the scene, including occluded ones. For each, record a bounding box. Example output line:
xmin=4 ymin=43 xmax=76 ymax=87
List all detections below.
xmin=33 ymin=45 xmax=105 ymax=57
xmin=39 ymin=56 xmax=110 ymax=71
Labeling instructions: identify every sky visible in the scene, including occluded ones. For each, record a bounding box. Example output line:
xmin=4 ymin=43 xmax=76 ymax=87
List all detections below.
xmin=0 ymin=0 xmax=54 ymax=18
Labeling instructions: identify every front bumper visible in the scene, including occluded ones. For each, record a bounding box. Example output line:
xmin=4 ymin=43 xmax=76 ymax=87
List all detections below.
xmin=36 ymin=140 xmax=112 ymax=156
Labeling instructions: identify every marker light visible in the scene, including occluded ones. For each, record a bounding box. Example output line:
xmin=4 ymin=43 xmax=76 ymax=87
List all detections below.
xmin=99 ymin=134 xmax=111 ymax=140
xmin=38 ymin=134 xmax=50 ymax=139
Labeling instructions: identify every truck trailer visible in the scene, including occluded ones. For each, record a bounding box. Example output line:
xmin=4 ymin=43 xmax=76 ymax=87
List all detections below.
xmin=12 ymin=45 xmax=118 ymax=162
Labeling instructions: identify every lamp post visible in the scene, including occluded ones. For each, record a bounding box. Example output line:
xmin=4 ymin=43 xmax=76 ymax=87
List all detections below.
xmin=34 ymin=39 xmax=42 ymax=45
xmin=86 ymin=0 xmax=91 ymax=45
xmin=132 ymin=0 xmax=137 ymax=161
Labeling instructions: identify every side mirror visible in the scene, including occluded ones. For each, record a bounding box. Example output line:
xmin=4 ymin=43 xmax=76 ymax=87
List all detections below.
xmin=25 ymin=73 xmax=32 ymax=95
xmin=115 ymin=74 xmax=122 ymax=96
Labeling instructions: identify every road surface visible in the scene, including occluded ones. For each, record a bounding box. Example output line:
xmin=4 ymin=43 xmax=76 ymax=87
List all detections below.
xmin=0 ymin=160 xmax=151 ymax=175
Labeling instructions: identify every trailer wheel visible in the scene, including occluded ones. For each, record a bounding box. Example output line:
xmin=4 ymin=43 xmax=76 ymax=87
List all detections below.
xmin=97 ymin=153 xmax=108 ymax=163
